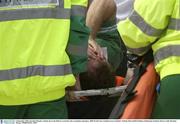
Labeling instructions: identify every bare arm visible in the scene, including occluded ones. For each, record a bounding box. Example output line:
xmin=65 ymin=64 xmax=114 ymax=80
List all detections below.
xmin=86 ymin=0 xmax=116 ymax=40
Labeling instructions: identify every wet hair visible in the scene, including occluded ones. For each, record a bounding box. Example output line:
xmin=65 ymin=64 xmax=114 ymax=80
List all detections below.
xmin=80 ymin=59 xmax=115 ymax=90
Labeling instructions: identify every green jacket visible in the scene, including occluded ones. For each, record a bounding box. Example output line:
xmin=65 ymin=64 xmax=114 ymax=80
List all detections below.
xmin=97 ymin=26 xmax=123 ymax=70
xmin=66 ymin=0 xmax=90 ymax=75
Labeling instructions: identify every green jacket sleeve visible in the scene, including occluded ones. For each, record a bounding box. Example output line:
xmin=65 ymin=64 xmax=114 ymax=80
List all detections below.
xmin=67 ymin=1 xmax=90 ymax=74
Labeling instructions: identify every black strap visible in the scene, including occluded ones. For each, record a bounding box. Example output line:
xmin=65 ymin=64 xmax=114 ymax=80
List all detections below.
xmin=109 ymin=50 xmax=153 ymax=119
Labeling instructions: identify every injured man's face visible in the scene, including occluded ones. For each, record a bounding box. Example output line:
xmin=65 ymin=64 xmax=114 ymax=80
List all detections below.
xmin=88 ymin=40 xmax=108 ymax=72
xmin=79 ymin=40 xmax=115 ymax=90
xmin=88 ymin=39 xmax=107 ymax=61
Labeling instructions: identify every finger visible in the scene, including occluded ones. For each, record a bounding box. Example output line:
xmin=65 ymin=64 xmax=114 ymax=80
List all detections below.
xmin=89 ymin=43 xmax=94 ymax=48
xmin=97 ymin=49 xmax=105 ymax=60
xmin=89 ymin=43 xmax=96 ymax=51
xmin=88 ymin=48 xmax=97 ymax=58
xmin=95 ymin=46 xmax=103 ymax=57
xmin=89 ymin=46 xmax=98 ymax=55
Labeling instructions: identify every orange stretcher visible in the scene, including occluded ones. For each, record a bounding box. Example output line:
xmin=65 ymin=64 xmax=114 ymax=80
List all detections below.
xmin=109 ymin=51 xmax=159 ymax=119
xmin=120 ymin=62 xmax=159 ymax=119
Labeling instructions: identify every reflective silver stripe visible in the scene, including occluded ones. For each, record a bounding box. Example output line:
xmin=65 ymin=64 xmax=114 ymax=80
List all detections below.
xmin=129 ymin=10 xmax=164 ymax=37
xmin=67 ymin=44 xmax=87 ymax=56
xmin=71 ymin=5 xmax=86 ymax=17
xmin=115 ymin=0 xmax=164 ymax=37
xmin=154 ymin=45 xmax=180 ymax=65
xmin=0 ymin=8 xmax=70 ymax=22
xmin=58 ymin=0 xmax=65 ymax=8
xmin=126 ymin=44 xmax=151 ymax=55
xmin=0 ymin=64 xmax=72 ymax=81
xmin=99 ymin=25 xmax=117 ymax=33
xmin=168 ymin=18 xmax=180 ymax=30
xmin=0 ymin=0 xmax=59 ymax=8
xmin=115 ymin=0 xmax=134 ymax=21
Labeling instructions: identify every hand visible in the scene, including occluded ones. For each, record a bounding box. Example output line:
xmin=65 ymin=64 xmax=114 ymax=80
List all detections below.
xmin=88 ymin=39 xmax=105 ymax=60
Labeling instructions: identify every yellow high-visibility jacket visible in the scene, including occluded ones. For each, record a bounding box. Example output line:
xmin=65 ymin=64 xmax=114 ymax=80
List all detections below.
xmin=0 ymin=0 xmax=76 ymax=105
xmin=116 ymin=0 xmax=180 ymax=79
